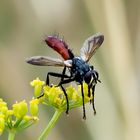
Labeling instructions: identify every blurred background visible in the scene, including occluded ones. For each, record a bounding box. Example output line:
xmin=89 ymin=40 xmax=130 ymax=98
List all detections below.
xmin=0 ymin=0 xmax=140 ymax=140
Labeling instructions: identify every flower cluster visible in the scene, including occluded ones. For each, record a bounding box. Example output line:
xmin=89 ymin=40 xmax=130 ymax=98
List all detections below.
xmin=0 ymin=98 xmax=39 ymax=135
xmin=0 ymin=77 xmax=94 ymax=139
xmin=30 ymin=77 xmax=93 ymax=112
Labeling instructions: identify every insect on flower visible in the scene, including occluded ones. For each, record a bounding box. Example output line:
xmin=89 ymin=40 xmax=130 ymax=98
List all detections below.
xmin=26 ymin=33 xmax=104 ymax=119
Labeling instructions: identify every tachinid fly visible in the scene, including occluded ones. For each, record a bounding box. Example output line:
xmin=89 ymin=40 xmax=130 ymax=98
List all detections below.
xmin=26 ymin=33 xmax=104 ymax=119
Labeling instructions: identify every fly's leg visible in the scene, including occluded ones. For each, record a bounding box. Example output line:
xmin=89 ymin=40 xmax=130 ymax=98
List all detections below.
xmin=57 ymin=77 xmax=75 ymax=86
xmin=60 ymin=66 xmax=66 ymax=83
xmin=58 ymin=77 xmax=75 ymax=114
xmin=60 ymin=85 xmax=69 ymax=114
xmin=88 ymin=85 xmax=92 ymax=104
xmin=92 ymin=70 xmax=101 ymax=83
xmin=81 ymin=83 xmax=86 ymax=120
xmin=38 ymin=72 xmax=66 ymax=98
xmin=46 ymin=71 xmax=70 ymax=85
xmin=91 ymin=85 xmax=96 ymax=115
xmin=58 ymin=77 xmax=84 ymax=116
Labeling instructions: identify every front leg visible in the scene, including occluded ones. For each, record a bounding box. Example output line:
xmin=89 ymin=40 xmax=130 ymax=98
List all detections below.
xmin=91 ymin=85 xmax=96 ymax=115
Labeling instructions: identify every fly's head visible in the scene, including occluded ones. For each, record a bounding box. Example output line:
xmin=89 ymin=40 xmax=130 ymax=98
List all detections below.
xmin=84 ymin=69 xmax=101 ymax=87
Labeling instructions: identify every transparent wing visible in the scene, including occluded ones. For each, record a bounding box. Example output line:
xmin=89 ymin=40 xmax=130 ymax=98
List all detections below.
xmin=26 ymin=56 xmax=72 ymax=67
xmin=80 ymin=33 xmax=104 ymax=62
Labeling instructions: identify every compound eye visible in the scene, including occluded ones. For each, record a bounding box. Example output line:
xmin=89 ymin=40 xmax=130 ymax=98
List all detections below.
xmin=84 ymin=71 xmax=93 ymax=84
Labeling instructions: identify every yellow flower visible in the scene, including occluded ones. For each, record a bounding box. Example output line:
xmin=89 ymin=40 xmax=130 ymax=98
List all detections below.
xmin=30 ymin=77 xmax=95 ymax=120
xmin=30 ymin=98 xmax=39 ymax=116
xmin=47 ymin=86 xmax=63 ymax=108
xmin=0 ymin=98 xmax=39 ymax=136
xmin=30 ymin=77 xmax=45 ymax=87
xmin=13 ymin=100 xmax=28 ymax=119
xmin=30 ymin=77 xmax=45 ymax=97
xmin=31 ymin=78 xmax=93 ymax=112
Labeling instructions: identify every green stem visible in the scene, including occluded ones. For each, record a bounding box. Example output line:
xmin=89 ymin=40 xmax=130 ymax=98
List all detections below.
xmin=8 ymin=130 xmax=16 ymax=140
xmin=38 ymin=109 xmax=62 ymax=140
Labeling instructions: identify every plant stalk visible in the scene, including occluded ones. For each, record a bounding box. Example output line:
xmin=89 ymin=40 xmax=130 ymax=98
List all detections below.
xmin=38 ymin=109 xmax=62 ymax=140
xmin=8 ymin=130 xmax=16 ymax=140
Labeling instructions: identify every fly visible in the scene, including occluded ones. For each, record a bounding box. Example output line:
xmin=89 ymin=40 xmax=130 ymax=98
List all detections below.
xmin=26 ymin=33 xmax=104 ymax=119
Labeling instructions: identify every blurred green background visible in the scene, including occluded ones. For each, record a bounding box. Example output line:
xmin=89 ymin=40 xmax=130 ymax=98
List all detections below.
xmin=0 ymin=0 xmax=140 ymax=140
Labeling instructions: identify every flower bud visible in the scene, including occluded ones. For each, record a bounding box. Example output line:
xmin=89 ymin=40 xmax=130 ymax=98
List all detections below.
xmin=30 ymin=77 xmax=45 ymax=97
xmin=48 ymin=86 xmax=63 ymax=107
xmin=30 ymin=99 xmax=39 ymax=116
xmin=13 ymin=100 xmax=28 ymax=119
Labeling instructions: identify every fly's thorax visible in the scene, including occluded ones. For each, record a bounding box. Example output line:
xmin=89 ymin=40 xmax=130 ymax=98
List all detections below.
xmin=71 ymin=57 xmax=91 ymax=83
xmin=72 ymin=57 xmax=89 ymax=72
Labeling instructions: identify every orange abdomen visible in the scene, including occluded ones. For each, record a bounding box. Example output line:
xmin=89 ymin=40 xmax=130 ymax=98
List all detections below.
xmin=45 ymin=36 xmax=74 ymax=60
